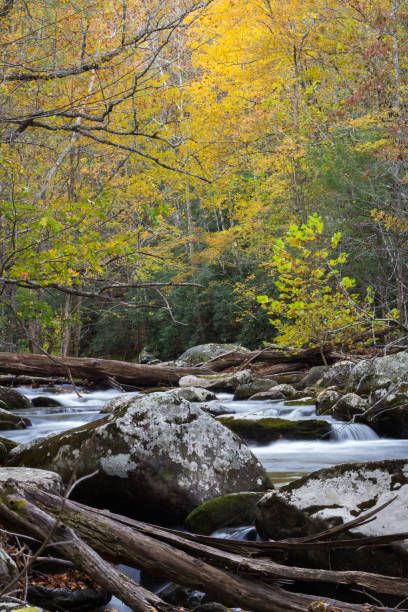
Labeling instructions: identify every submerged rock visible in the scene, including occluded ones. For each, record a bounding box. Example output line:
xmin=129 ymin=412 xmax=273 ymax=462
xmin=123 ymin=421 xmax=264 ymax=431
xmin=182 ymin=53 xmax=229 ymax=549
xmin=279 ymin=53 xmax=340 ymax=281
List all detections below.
xmin=233 ymin=379 xmax=277 ymax=400
xmin=178 ymin=343 xmax=249 ymax=366
xmin=0 ymin=386 xmax=31 ymax=411
xmin=185 ymin=491 xmax=265 ymax=535
xmin=179 ymin=370 xmax=252 ymax=390
xmin=217 ymin=416 xmax=330 ymax=444
xmin=8 ymin=392 xmax=267 ymax=520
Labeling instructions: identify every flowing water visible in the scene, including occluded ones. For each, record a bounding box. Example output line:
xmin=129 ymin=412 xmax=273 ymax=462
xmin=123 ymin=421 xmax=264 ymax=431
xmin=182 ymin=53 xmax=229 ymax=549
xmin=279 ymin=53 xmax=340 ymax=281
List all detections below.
xmin=1 ymin=384 xmax=408 ymax=611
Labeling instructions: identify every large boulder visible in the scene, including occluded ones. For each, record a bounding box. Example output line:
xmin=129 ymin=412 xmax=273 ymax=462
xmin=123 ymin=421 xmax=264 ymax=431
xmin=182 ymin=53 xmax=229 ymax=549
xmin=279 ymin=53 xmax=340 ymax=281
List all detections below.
xmin=217 ymin=416 xmax=330 ymax=444
xmin=8 ymin=392 xmax=267 ymax=521
xmin=365 ymin=383 xmax=408 ymax=437
xmin=261 ymin=459 xmax=408 ymax=551
xmin=178 ymin=343 xmax=250 ymax=366
xmin=297 ymin=366 xmax=329 ymax=389
xmin=347 ymin=351 xmax=408 ymax=395
xmin=0 ymin=386 xmax=31 ymax=411
xmin=319 ymin=361 xmax=355 ymax=390
xmin=179 ymin=370 xmax=252 ymax=391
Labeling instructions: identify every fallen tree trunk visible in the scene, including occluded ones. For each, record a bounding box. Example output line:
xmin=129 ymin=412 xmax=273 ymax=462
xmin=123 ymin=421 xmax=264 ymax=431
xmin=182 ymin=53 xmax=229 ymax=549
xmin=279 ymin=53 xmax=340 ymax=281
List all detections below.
xmin=0 ymin=352 xmax=214 ymax=386
xmin=1 ymin=482 xmax=406 ymax=612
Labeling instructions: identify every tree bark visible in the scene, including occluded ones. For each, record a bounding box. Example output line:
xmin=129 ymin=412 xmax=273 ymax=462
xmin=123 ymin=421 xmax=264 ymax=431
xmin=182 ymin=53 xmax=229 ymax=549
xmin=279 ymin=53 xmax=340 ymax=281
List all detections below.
xmin=0 ymin=352 xmax=214 ymax=386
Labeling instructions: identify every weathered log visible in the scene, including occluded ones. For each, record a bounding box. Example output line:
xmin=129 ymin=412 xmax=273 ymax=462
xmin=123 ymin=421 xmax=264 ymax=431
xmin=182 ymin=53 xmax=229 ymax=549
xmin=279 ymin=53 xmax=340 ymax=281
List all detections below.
xmin=0 ymin=352 xmax=214 ymax=386
xmin=8 ymin=484 xmax=406 ymax=612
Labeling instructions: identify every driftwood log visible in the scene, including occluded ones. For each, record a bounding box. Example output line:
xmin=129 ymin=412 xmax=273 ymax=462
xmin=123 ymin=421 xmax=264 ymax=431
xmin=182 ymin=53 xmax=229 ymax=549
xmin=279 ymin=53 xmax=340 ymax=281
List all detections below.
xmin=0 ymin=482 xmax=407 ymax=612
xmin=0 ymin=352 xmax=213 ymax=387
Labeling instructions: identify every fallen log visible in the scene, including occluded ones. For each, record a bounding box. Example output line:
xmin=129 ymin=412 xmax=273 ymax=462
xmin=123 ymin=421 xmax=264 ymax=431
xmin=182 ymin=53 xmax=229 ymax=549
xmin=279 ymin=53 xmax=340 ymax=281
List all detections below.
xmin=1 ymin=482 xmax=406 ymax=612
xmin=0 ymin=352 xmax=214 ymax=387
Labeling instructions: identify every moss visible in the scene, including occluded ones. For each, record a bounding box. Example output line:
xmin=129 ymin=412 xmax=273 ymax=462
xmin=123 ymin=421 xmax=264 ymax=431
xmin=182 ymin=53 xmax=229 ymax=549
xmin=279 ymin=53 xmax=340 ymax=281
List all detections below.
xmin=184 ymin=492 xmax=265 ymax=534
xmin=217 ymin=417 xmax=330 ymax=444
xmin=159 ymin=467 xmax=175 ymax=482
xmin=284 ymin=398 xmax=316 ymax=406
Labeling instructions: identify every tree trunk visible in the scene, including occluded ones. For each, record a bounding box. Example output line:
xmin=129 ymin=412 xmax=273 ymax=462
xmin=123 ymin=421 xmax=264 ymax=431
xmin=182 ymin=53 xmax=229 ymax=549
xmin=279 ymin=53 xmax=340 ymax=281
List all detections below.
xmin=0 ymin=351 xmax=214 ymax=386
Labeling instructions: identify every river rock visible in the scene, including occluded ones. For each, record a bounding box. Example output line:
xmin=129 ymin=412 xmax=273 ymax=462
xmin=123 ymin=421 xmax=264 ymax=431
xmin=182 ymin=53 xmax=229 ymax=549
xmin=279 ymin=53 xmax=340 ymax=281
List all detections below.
xmin=171 ymin=387 xmax=217 ymax=402
xmin=0 ymin=386 xmax=31 ymax=411
xmin=0 ymin=467 xmax=63 ymax=494
xmin=217 ymin=416 xmax=330 ymax=444
xmin=8 ymin=392 xmax=267 ymax=520
xmin=184 ymin=492 xmax=265 ymax=535
xmin=194 ymin=401 xmax=235 ymax=416
xmin=27 ymin=583 xmax=111 ymax=611
xmin=331 ymin=393 xmax=368 ymax=422
xmin=179 ymin=370 xmax=252 ymax=390
xmin=347 ymin=351 xmax=408 ymax=395
xmin=264 ymin=459 xmax=408 ymax=550
xmin=365 ymin=384 xmax=408 ymax=437
xmin=249 ymin=384 xmax=297 ymax=400
xmin=297 ymin=366 xmax=329 ymax=389
xmin=178 ymin=343 xmax=250 ymax=366
xmin=233 ymin=379 xmax=277 ymax=400
xmin=0 ymin=547 xmax=18 ymax=586
xmin=315 ymin=389 xmax=339 ymax=415
xmin=319 ymin=361 xmax=355 ymax=389
xmin=31 ymin=396 xmax=62 ymax=408
xmin=0 ymin=408 xmax=31 ymax=430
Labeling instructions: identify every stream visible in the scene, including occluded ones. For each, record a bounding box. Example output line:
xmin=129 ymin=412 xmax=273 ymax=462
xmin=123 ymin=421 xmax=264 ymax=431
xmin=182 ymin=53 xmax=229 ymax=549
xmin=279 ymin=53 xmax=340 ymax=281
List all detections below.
xmin=2 ymin=385 xmax=408 ymax=611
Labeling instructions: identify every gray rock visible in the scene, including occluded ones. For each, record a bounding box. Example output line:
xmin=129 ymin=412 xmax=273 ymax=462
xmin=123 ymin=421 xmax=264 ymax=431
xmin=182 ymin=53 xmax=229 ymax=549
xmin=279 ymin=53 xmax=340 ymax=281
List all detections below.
xmin=0 ymin=467 xmax=62 ymax=494
xmin=194 ymin=401 xmax=234 ymax=416
xmin=178 ymin=343 xmax=250 ymax=366
xmin=233 ymin=379 xmax=277 ymax=400
xmin=0 ymin=547 xmax=18 ymax=587
xmin=0 ymin=408 xmax=31 ymax=431
xmin=315 ymin=389 xmax=339 ymax=415
xmin=0 ymin=387 xmax=31 ymax=411
xmin=331 ymin=393 xmax=368 ymax=422
xmin=249 ymin=384 xmax=297 ymax=401
xmin=217 ymin=415 xmax=330 ymax=444
xmin=348 ymin=352 xmax=408 ymax=395
xmin=8 ymin=392 xmax=267 ymax=520
xmin=179 ymin=370 xmax=252 ymax=391
xmin=297 ymin=366 xmax=329 ymax=389
xmin=100 ymin=392 xmax=139 ymax=413
xmin=319 ymin=361 xmax=355 ymax=389
xmin=171 ymin=387 xmax=217 ymax=402
xmin=185 ymin=491 xmax=265 ymax=534
xmin=31 ymin=396 xmax=62 ymax=408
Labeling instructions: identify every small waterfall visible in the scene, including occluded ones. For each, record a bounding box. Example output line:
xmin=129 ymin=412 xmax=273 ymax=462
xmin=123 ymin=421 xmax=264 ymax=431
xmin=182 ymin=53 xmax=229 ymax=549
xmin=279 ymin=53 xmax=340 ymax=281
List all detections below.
xmin=330 ymin=422 xmax=379 ymax=441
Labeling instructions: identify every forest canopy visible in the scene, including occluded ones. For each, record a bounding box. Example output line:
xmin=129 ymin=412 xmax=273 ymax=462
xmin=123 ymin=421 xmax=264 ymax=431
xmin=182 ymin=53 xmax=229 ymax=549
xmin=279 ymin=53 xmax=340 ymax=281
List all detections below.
xmin=1 ymin=0 xmax=408 ymax=359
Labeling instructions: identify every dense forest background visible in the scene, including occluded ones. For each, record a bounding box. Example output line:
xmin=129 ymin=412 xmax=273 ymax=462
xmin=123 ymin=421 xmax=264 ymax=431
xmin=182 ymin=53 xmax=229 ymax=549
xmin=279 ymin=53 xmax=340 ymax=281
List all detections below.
xmin=1 ymin=0 xmax=408 ymax=360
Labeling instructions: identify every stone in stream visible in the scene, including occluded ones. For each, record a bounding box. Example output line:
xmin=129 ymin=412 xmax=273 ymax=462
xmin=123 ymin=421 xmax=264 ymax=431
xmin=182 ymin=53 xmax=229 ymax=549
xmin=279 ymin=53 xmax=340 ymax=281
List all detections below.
xmin=331 ymin=393 xmax=368 ymax=422
xmin=233 ymin=379 xmax=278 ymax=400
xmin=194 ymin=400 xmax=235 ymax=416
xmin=179 ymin=369 xmax=252 ymax=390
xmin=346 ymin=351 xmax=408 ymax=394
xmin=8 ymin=391 xmax=268 ymax=521
xmin=0 ymin=408 xmax=31 ymax=431
xmin=249 ymin=383 xmax=298 ymax=400
xmin=171 ymin=387 xmax=217 ymax=402
xmin=256 ymin=459 xmax=408 ymax=575
xmin=217 ymin=416 xmax=330 ymax=444
xmin=184 ymin=491 xmax=265 ymax=535
xmin=31 ymin=396 xmax=62 ymax=408
xmin=0 ymin=386 xmax=31 ymax=411
xmin=315 ymin=389 xmax=339 ymax=415
xmin=177 ymin=343 xmax=250 ymax=366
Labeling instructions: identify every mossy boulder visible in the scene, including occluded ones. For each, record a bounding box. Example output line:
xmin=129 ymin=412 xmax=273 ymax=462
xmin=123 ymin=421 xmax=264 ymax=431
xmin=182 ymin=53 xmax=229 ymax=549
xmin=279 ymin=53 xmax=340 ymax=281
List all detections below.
xmin=233 ymin=379 xmax=277 ymax=400
xmin=8 ymin=392 xmax=267 ymax=521
xmin=347 ymin=351 xmax=408 ymax=395
xmin=178 ymin=343 xmax=250 ymax=366
xmin=0 ymin=386 xmax=31 ymax=410
xmin=184 ymin=492 xmax=265 ymax=534
xmin=217 ymin=416 xmax=330 ymax=444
